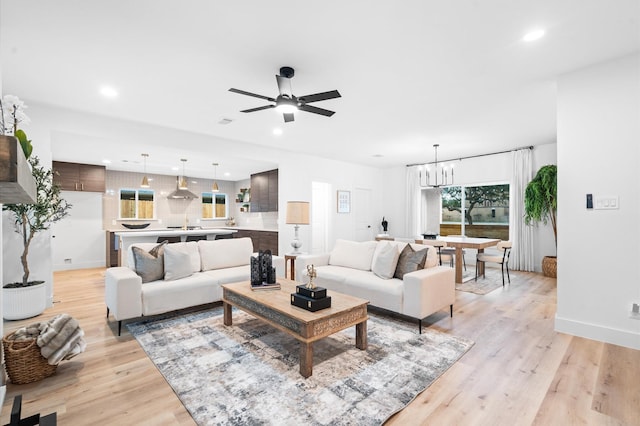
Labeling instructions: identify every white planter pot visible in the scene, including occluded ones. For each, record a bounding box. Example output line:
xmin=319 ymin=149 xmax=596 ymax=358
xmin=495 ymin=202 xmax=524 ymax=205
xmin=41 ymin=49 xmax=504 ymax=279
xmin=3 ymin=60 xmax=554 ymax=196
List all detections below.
xmin=3 ymin=282 xmax=47 ymax=320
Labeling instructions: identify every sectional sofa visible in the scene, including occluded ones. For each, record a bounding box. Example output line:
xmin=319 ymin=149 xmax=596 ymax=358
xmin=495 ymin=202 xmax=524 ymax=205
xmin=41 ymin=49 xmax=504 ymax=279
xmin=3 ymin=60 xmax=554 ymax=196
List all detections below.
xmin=295 ymin=239 xmax=455 ymax=332
xmin=105 ymin=237 xmax=284 ymax=335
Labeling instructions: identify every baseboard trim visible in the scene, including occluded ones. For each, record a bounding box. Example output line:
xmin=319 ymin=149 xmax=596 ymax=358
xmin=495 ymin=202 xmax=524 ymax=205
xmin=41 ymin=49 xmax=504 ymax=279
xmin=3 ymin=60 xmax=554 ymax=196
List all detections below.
xmin=555 ymin=315 xmax=640 ymax=350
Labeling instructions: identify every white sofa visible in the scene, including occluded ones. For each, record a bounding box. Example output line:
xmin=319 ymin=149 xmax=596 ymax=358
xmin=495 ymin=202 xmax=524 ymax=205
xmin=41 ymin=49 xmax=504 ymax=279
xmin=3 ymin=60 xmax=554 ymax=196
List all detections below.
xmin=295 ymin=239 xmax=455 ymax=333
xmin=105 ymin=237 xmax=284 ymax=335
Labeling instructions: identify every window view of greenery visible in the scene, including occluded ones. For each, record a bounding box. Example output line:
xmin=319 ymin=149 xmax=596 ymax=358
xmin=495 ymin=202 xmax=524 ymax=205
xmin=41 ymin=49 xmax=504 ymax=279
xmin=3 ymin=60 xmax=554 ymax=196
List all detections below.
xmin=202 ymin=193 xmax=228 ymax=219
xmin=120 ymin=189 xmax=155 ymax=219
xmin=441 ymin=184 xmax=509 ymax=239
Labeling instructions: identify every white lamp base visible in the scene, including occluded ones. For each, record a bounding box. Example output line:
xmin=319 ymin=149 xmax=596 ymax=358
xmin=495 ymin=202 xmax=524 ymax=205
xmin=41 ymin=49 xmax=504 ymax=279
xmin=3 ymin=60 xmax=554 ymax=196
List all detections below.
xmin=290 ymin=224 xmax=303 ymax=254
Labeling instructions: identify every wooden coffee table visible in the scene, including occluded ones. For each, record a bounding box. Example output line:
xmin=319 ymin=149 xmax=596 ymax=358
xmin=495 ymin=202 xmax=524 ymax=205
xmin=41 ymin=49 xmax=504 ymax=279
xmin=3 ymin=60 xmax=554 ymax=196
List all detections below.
xmin=222 ymin=279 xmax=368 ymax=378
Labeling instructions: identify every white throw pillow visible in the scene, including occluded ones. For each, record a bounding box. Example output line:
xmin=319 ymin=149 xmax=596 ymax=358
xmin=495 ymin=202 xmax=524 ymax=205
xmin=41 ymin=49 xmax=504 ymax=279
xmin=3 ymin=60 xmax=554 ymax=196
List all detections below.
xmin=164 ymin=244 xmax=194 ymax=281
xmin=371 ymin=242 xmax=401 ymax=279
xmin=329 ymin=239 xmax=377 ymax=271
xmin=199 ymin=237 xmax=253 ymax=271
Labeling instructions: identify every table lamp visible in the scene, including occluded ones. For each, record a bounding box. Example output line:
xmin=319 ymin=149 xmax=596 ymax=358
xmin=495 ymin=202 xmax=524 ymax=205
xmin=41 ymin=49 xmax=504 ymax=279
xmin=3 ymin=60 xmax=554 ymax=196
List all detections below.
xmin=286 ymin=201 xmax=310 ymax=254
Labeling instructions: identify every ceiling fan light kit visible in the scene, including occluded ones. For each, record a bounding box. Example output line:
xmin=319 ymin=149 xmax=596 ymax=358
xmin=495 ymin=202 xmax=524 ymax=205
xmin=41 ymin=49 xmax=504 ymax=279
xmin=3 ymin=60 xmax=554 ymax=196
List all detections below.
xmin=229 ymin=66 xmax=341 ymax=123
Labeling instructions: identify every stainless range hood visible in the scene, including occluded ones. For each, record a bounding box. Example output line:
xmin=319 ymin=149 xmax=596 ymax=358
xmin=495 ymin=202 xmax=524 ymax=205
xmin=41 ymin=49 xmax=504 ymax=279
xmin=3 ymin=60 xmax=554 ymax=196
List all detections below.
xmin=167 ymin=176 xmax=199 ymax=199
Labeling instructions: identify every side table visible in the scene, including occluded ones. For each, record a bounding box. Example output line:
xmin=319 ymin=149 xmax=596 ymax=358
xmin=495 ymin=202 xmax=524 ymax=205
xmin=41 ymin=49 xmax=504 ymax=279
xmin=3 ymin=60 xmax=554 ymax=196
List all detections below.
xmin=284 ymin=253 xmax=305 ymax=281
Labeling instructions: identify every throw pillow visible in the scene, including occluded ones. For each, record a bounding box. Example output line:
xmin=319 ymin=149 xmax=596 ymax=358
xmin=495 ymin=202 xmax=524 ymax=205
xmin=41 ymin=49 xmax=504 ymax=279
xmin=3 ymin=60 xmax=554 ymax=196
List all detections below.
xmin=394 ymin=244 xmax=428 ymax=279
xmin=372 ymin=242 xmax=401 ymax=279
xmin=132 ymin=241 xmax=167 ymax=283
xmin=164 ymin=244 xmax=194 ymax=281
xmin=329 ymin=239 xmax=378 ymax=271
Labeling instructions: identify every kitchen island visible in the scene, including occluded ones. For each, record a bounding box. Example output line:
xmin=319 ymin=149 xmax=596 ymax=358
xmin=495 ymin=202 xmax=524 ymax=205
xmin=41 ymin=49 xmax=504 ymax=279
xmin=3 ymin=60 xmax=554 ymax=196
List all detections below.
xmin=110 ymin=228 xmax=237 ymax=267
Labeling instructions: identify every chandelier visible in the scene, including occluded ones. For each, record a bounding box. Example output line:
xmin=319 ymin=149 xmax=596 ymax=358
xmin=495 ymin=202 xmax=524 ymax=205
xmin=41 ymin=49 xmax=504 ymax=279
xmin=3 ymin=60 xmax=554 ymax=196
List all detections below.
xmin=419 ymin=144 xmax=454 ymax=188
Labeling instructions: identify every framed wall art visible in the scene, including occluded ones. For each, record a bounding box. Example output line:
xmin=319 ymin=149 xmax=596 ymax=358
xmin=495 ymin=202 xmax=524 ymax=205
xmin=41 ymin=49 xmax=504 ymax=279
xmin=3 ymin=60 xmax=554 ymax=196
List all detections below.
xmin=337 ymin=190 xmax=350 ymax=213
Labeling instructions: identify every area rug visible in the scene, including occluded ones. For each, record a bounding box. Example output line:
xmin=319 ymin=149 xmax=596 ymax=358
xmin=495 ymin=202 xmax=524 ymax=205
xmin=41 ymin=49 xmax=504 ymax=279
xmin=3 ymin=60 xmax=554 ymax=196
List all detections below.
xmin=456 ymin=267 xmax=514 ymax=295
xmin=127 ymin=306 xmax=474 ymax=426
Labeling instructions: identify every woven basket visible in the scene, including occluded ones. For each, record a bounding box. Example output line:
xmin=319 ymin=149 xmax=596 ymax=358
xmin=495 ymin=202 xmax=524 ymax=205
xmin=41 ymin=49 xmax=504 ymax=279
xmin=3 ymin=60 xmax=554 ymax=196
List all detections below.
xmin=3 ymin=333 xmax=57 ymax=384
xmin=542 ymin=256 xmax=557 ymax=278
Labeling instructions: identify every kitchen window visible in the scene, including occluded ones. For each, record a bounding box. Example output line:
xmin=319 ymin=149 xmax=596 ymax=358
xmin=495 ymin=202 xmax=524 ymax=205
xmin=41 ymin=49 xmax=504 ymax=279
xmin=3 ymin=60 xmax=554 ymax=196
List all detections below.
xmin=119 ymin=188 xmax=155 ymax=219
xmin=202 ymin=192 xmax=228 ymax=219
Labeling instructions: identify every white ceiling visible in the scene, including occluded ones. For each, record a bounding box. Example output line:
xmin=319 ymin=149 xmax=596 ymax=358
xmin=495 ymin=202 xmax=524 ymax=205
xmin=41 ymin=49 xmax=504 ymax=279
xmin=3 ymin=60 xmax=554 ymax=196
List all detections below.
xmin=1 ymin=1 xmax=639 ymax=180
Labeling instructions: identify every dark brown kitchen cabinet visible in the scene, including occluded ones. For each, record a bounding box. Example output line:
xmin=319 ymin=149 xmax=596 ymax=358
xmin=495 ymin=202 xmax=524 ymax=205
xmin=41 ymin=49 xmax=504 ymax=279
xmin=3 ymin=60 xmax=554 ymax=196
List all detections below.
xmin=233 ymin=229 xmax=278 ymax=255
xmin=53 ymin=161 xmax=106 ymax=192
xmin=106 ymin=231 xmax=119 ymax=267
xmin=250 ymin=169 xmax=278 ymax=212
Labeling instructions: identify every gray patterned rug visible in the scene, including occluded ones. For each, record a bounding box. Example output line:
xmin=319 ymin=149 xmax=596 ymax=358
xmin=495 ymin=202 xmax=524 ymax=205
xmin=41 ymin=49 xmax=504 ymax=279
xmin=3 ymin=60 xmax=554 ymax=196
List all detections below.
xmin=127 ymin=306 xmax=473 ymax=426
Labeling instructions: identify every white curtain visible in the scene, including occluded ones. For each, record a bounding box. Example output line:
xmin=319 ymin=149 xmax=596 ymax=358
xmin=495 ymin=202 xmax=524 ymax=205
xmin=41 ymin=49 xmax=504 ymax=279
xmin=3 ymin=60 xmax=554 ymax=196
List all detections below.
xmin=405 ymin=166 xmax=421 ymax=238
xmin=510 ymin=148 xmax=534 ymax=271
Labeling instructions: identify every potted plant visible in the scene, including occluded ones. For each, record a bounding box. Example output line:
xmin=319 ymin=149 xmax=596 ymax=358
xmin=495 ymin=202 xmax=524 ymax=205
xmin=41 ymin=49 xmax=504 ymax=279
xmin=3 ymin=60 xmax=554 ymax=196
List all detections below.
xmin=2 ymin=96 xmax=72 ymax=319
xmin=524 ymin=164 xmax=557 ymax=277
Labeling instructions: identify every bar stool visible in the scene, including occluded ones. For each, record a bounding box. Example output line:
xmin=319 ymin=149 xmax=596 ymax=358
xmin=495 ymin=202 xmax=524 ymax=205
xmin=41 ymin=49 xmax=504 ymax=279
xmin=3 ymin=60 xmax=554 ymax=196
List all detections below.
xmin=186 ymin=235 xmax=207 ymax=242
xmin=157 ymin=236 xmax=180 ymax=244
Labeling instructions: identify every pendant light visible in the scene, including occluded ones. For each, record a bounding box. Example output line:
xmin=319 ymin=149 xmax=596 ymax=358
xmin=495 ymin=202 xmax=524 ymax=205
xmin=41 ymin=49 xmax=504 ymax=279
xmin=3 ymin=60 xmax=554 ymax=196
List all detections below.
xmin=419 ymin=144 xmax=454 ymax=188
xmin=140 ymin=153 xmax=150 ymax=188
xmin=212 ymin=162 xmax=220 ymax=192
xmin=179 ymin=158 xmax=189 ymax=190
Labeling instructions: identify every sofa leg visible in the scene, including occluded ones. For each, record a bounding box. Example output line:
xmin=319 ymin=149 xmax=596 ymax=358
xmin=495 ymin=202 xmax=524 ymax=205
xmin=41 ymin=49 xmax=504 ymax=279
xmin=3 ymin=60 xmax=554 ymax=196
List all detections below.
xmin=106 ymin=307 xmax=110 ymax=318
xmin=450 ymin=304 xmax=453 ymax=317
xmin=418 ymin=319 xmax=422 ymax=334
xmin=118 ymin=321 xmax=122 ymax=336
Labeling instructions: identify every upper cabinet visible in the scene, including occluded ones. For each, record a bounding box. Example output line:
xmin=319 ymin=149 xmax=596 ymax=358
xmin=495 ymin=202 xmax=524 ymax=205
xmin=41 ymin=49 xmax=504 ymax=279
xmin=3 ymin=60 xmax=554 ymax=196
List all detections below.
xmin=53 ymin=161 xmax=106 ymax=192
xmin=250 ymin=169 xmax=278 ymax=212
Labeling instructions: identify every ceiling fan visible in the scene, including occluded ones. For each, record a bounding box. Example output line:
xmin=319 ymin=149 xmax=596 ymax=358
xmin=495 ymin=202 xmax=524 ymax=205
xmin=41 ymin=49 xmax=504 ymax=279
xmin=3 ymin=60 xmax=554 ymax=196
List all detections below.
xmin=229 ymin=66 xmax=341 ymax=123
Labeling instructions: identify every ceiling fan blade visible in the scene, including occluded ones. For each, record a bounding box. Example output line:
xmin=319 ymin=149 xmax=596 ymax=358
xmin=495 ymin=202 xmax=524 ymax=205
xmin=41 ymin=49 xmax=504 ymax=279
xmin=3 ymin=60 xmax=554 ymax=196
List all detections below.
xmin=276 ymin=75 xmax=292 ymax=97
xmin=283 ymin=113 xmax=295 ymax=123
xmin=229 ymin=88 xmax=275 ymax=102
xmin=298 ymin=90 xmax=341 ymax=103
xmin=299 ymin=104 xmax=335 ymax=117
xmin=241 ymin=105 xmax=275 ymax=113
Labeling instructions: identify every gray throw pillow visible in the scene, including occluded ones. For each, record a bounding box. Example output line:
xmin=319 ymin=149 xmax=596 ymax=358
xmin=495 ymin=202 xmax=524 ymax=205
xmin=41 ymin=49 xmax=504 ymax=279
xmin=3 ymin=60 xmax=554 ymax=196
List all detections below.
xmin=394 ymin=244 xmax=428 ymax=279
xmin=132 ymin=241 xmax=167 ymax=283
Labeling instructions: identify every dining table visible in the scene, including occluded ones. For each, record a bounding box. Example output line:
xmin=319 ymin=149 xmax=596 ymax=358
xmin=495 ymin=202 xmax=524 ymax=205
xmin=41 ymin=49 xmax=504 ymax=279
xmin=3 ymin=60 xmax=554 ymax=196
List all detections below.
xmin=433 ymin=236 xmax=501 ymax=283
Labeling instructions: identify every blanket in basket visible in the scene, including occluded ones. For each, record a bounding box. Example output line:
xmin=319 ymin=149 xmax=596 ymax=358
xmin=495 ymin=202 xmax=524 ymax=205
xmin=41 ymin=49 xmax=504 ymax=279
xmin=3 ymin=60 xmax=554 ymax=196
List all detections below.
xmin=11 ymin=313 xmax=86 ymax=365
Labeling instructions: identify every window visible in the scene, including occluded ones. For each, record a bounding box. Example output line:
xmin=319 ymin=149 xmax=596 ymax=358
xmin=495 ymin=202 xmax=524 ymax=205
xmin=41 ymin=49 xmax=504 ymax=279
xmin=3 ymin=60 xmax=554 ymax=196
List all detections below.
xmin=441 ymin=184 xmax=509 ymax=240
xmin=202 ymin=192 xmax=228 ymax=219
xmin=119 ymin=188 xmax=155 ymax=219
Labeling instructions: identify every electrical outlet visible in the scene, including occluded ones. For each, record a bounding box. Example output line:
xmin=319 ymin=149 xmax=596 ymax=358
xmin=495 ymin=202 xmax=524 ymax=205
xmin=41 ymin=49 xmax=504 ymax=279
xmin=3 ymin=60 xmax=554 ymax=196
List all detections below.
xmin=111 ymin=219 xmax=116 ymax=225
xmin=64 ymin=258 xmax=72 ymax=264
xmin=631 ymin=303 xmax=640 ymax=320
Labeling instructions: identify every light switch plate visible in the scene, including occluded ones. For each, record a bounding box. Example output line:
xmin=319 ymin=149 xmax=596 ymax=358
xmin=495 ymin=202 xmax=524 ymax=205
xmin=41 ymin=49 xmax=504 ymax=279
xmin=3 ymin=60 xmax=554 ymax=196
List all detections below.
xmin=593 ymin=195 xmax=619 ymax=210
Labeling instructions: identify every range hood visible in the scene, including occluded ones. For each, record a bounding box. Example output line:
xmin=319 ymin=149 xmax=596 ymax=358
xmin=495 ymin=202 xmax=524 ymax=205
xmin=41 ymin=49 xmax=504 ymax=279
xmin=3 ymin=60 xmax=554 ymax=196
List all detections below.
xmin=167 ymin=176 xmax=199 ymax=199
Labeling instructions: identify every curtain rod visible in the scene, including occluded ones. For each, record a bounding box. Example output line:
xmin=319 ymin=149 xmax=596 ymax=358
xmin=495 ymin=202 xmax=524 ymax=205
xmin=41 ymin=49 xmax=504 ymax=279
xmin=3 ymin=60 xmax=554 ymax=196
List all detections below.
xmin=406 ymin=145 xmax=534 ymax=167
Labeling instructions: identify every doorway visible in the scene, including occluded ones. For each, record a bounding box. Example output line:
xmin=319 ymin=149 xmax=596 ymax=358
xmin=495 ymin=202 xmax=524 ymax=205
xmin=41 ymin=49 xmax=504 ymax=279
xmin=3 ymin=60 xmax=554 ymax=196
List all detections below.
xmin=354 ymin=187 xmax=374 ymax=242
xmin=311 ymin=182 xmax=331 ymax=254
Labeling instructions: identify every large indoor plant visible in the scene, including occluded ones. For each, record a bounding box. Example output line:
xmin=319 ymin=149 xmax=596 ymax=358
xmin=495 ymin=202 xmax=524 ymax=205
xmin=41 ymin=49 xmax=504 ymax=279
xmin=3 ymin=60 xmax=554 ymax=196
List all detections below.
xmin=2 ymin=96 xmax=72 ymax=319
xmin=524 ymin=164 xmax=557 ymax=277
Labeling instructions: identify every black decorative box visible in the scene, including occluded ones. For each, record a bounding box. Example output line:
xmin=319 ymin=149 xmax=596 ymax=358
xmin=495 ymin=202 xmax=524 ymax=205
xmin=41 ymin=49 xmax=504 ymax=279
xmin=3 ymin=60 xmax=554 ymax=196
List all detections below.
xmin=290 ymin=293 xmax=332 ymax=312
xmin=295 ymin=285 xmax=327 ymax=300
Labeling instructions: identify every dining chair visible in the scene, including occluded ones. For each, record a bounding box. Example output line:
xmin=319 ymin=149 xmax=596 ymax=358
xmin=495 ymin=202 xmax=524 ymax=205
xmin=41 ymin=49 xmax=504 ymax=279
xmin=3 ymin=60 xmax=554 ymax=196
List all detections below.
xmin=157 ymin=236 xmax=181 ymax=244
xmin=429 ymin=240 xmax=454 ymax=267
xmin=475 ymin=241 xmax=512 ymax=286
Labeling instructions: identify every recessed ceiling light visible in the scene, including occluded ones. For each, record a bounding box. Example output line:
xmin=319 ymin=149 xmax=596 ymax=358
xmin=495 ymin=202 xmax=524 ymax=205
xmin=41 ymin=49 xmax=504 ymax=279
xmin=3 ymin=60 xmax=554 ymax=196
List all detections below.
xmin=100 ymin=86 xmax=118 ymax=98
xmin=224 ymin=172 xmax=231 ymax=177
xmin=171 ymin=166 xmax=179 ymax=171
xmin=102 ymin=159 xmax=111 ymax=164
xmin=523 ymin=29 xmax=545 ymax=42
xmin=218 ymin=118 xmax=234 ymax=125
xmin=372 ymin=154 xmax=384 ymax=158
xmin=273 ymin=128 xmax=283 ymax=135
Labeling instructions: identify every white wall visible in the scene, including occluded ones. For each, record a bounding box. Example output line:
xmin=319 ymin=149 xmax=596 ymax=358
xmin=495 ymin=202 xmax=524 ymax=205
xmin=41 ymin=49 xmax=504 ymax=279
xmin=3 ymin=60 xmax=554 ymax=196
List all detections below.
xmin=556 ymin=53 xmax=640 ymax=350
xmin=51 ymin=191 xmax=104 ymax=270
xmin=381 ymin=143 xmax=557 ymax=271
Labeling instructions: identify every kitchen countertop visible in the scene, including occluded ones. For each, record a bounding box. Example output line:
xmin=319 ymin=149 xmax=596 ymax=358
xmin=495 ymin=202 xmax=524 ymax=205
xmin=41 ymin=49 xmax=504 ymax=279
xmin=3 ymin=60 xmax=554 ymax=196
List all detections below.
xmin=223 ymin=226 xmax=279 ymax=232
xmin=114 ymin=228 xmax=236 ymax=237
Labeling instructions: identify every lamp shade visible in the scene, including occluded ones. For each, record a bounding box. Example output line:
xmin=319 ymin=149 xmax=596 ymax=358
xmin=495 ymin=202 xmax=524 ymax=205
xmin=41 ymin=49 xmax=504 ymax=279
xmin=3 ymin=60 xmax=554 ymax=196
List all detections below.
xmin=286 ymin=201 xmax=310 ymax=225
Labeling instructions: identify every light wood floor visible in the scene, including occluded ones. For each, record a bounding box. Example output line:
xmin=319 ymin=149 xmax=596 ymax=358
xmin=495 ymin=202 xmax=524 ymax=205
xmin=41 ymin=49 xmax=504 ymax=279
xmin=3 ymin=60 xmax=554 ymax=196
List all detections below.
xmin=1 ymin=268 xmax=638 ymax=425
